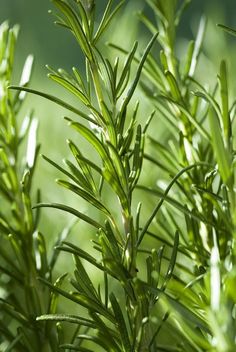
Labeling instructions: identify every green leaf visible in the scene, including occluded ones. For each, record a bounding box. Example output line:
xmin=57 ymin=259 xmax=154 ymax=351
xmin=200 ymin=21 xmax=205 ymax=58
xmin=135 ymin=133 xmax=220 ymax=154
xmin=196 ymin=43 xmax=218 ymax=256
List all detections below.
xmin=208 ymin=107 xmax=231 ymax=184
xmin=19 ymin=54 xmax=34 ymax=84
xmin=41 ymin=154 xmax=80 ymax=185
xmin=93 ymin=0 xmax=113 ymax=43
xmin=64 ymin=159 xmax=95 ymax=193
xmin=33 ymin=231 xmax=48 ymax=275
xmin=137 ymin=185 xmax=218 ymax=228
xmin=8 ymin=233 xmax=27 ymax=273
xmin=99 ymin=100 xmax=117 ymax=145
xmin=14 ymin=54 xmax=34 ymax=108
xmin=37 ymin=314 xmax=96 ymax=328
xmin=160 ymin=50 xmax=168 ymax=72
xmin=188 ymin=16 xmax=206 ymax=77
xmin=99 ymin=231 xmax=132 ymax=286
xmin=4 ymin=333 xmax=23 ymax=352
xmin=6 ymin=26 xmax=18 ymax=72
xmin=107 ymin=141 xmax=128 ymax=192
xmin=52 ymin=0 xmax=93 ymax=60
xmin=183 ymin=40 xmax=194 ymax=78
xmin=49 ymin=221 xmax=76 ymax=272
xmin=143 ymin=110 xmax=156 ymax=134
xmin=0 ymin=21 xmax=9 ymax=62
xmin=69 ymin=121 xmax=115 ymax=174
xmin=18 ymin=110 xmax=33 ymax=143
xmin=219 ymin=60 xmax=231 ymax=144
xmin=48 ymin=273 xmax=68 ymax=314
xmin=77 ymin=1 xmax=90 ymax=39
xmin=48 ymin=73 xmax=90 ymax=105
xmin=0 ymin=241 xmax=22 ymax=273
xmin=56 ymin=179 xmax=111 ymax=216
xmin=160 ymin=95 xmax=210 ymax=140
xmin=93 ymin=0 xmax=125 ymax=44
xmin=130 ymin=124 xmax=144 ymax=189
xmin=175 ymin=0 xmax=192 ymax=26
xmin=67 ymin=334 xmax=113 ymax=351
xmin=59 ymin=345 xmax=92 ymax=352
xmin=0 ymin=322 xmax=16 ymax=346
xmin=210 ymin=233 xmax=220 ymax=312
xmin=138 ymin=11 xmax=158 ymax=36
xmin=67 ymin=139 xmax=100 ymax=189
xmin=0 ymin=211 xmax=15 ymax=235
xmin=15 ymin=327 xmax=36 ymax=352
xmin=57 ymin=241 xmax=105 ymax=272
xmin=68 ymin=121 xmax=125 ymax=197
xmin=165 ymin=70 xmax=182 ymax=101
xmin=118 ymin=33 xmax=158 ymax=130
xmin=102 ymin=167 xmax=128 ymax=211
xmin=193 ymin=90 xmax=221 ymax=119
xmin=137 ymin=163 xmax=211 ymax=246
xmin=162 ymin=231 xmax=179 ymax=290
xmin=110 ymin=293 xmax=131 ymax=352
xmin=73 ymin=256 xmax=99 ymax=301
xmin=39 ymin=277 xmax=115 ymax=323
xmin=90 ymin=312 xmax=119 ymax=342
xmin=33 ymin=202 xmax=103 ymax=229
xmin=72 ymin=66 xmax=87 ymax=93
xmin=0 ymin=299 xmax=29 ymax=326
xmin=217 ymin=23 xmax=236 ymax=37
xmin=104 ymin=220 xmax=122 ymax=259
xmin=0 ymin=264 xmax=23 ymax=284
xmin=8 ymin=86 xmax=96 ymax=125
xmin=26 ymin=118 xmax=38 ymax=169
xmin=21 ymin=170 xmax=34 ymax=233
xmin=116 ymin=41 xmax=138 ymax=96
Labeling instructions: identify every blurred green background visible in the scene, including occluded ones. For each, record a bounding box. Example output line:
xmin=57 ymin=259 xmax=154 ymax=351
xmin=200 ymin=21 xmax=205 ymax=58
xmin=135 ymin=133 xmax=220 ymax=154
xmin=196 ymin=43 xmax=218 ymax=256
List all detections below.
xmin=1 ymin=0 xmax=235 ymax=88
xmin=1 ymin=0 xmax=235 ymax=70
xmin=0 ymin=0 xmax=235 ymax=269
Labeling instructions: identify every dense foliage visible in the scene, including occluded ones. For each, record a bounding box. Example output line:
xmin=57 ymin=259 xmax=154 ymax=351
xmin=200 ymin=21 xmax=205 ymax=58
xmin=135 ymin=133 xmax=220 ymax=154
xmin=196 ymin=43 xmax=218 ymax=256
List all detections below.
xmin=1 ymin=1 xmax=236 ymax=351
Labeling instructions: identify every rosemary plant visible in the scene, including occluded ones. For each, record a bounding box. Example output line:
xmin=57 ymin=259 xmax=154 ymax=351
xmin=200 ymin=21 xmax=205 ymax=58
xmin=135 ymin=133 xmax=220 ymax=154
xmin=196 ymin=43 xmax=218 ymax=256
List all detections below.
xmin=0 ymin=21 xmax=65 ymax=351
xmin=10 ymin=0 xmax=178 ymax=350
xmin=135 ymin=0 xmax=236 ymax=351
xmin=2 ymin=0 xmax=236 ymax=351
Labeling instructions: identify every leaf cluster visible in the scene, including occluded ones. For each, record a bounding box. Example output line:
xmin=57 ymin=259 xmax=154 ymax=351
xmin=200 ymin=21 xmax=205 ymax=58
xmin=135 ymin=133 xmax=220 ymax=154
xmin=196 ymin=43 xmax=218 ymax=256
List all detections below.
xmin=1 ymin=1 xmax=236 ymax=351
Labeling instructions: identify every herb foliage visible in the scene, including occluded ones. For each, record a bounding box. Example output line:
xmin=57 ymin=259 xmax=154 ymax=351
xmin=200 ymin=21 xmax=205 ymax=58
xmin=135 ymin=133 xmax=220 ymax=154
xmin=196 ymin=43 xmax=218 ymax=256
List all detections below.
xmin=1 ymin=1 xmax=236 ymax=351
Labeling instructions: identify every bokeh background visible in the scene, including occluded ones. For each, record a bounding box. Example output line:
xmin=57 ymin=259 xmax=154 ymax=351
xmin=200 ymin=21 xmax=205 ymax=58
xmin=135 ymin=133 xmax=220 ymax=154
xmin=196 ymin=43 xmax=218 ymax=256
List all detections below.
xmin=0 ymin=0 xmax=235 ymax=289
xmin=1 ymin=0 xmax=235 ymax=73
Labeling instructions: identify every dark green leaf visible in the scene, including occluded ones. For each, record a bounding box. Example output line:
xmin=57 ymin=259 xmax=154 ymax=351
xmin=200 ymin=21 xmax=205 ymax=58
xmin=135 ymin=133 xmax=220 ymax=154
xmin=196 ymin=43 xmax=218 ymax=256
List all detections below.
xmin=73 ymin=256 xmax=99 ymax=301
xmin=37 ymin=314 xmax=96 ymax=328
xmin=8 ymin=86 xmax=96 ymax=124
xmin=165 ymin=70 xmax=182 ymax=101
xmin=33 ymin=202 xmax=103 ymax=229
xmin=116 ymin=41 xmax=138 ymax=96
xmin=162 ymin=231 xmax=179 ymax=289
xmin=137 ymin=163 xmax=212 ymax=246
xmin=110 ymin=293 xmax=131 ymax=351
xmin=69 ymin=121 xmax=116 ymax=176
xmin=219 ymin=60 xmax=231 ymax=144
xmin=217 ymin=23 xmax=236 ymax=37
xmin=208 ymin=107 xmax=231 ymax=184
xmin=59 ymin=345 xmax=92 ymax=352
xmin=118 ymin=33 xmax=158 ymax=129
xmin=57 ymin=179 xmax=111 ymax=216
xmin=39 ymin=277 xmax=115 ymax=323
xmin=48 ymin=73 xmax=90 ymax=105
xmin=64 ymin=159 xmax=95 ymax=193
xmin=93 ymin=0 xmax=125 ymax=44
xmin=57 ymin=241 xmax=105 ymax=272
xmin=52 ymin=0 xmax=93 ymax=60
